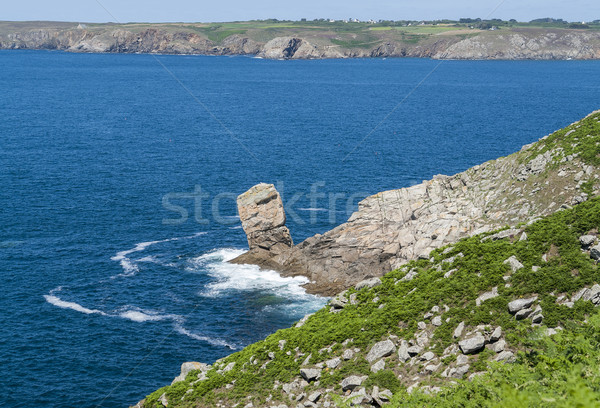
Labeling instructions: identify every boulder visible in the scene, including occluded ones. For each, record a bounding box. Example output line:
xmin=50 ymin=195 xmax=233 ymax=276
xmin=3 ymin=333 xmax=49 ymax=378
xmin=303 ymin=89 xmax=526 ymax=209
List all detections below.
xmin=236 ymin=183 xmax=292 ymax=252
xmin=453 ymin=321 xmax=465 ymax=338
xmin=458 ymin=333 xmax=486 ymax=354
xmin=370 ymin=359 xmax=385 ymax=373
xmin=489 ymin=326 xmax=502 ymax=342
xmin=326 ymin=357 xmax=341 ymax=369
xmin=495 ymin=351 xmax=516 ymax=362
xmin=515 ymin=308 xmax=533 ymax=320
xmin=508 ymin=296 xmax=537 ymax=314
xmin=503 ymin=256 xmax=524 ymax=272
xmin=366 ymin=340 xmax=396 ymax=363
xmin=579 ymin=235 xmax=596 ymax=247
xmin=341 ymin=375 xmax=367 ymax=391
xmin=171 ymin=361 xmax=210 ymax=384
xmin=299 ymin=368 xmax=321 ymax=382
xmin=590 ymin=244 xmax=600 ymax=260
xmin=583 ymin=284 xmax=600 ymax=304
xmin=476 ymin=287 xmax=499 ymax=306
xmin=398 ymin=341 xmax=410 ymax=362
xmin=355 ymin=277 xmax=382 ymax=290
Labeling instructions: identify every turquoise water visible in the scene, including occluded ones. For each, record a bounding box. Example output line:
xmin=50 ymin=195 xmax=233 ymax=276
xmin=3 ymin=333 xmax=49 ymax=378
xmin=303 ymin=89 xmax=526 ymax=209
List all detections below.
xmin=1 ymin=50 xmax=599 ymax=407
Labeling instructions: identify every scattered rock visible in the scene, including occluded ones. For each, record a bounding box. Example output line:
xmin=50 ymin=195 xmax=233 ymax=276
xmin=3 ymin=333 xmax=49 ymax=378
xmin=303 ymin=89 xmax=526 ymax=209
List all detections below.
xmin=493 ymin=339 xmax=506 ymax=353
xmin=432 ymin=316 xmax=442 ymax=326
xmin=172 ymin=362 xmax=210 ymax=384
xmin=476 ymin=287 xmax=499 ymax=306
xmin=366 ymin=340 xmax=396 ymax=363
xmin=508 ymin=297 xmax=537 ymax=313
xmin=355 ymin=277 xmax=382 ymax=290
xmin=515 ymin=308 xmax=533 ymax=320
xmin=341 ymin=375 xmax=367 ymax=391
xmin=158 ymin=393 xmax=168 ymax=407
xmin=300 ymin=368 xmax=321 ymax=382
xmin=456 ymin=354 xmax=469 ymax=365
xmin=371 ymin=359 xmax=385 ymax=373
xmin=325 ymin=357 xmax=341 ymax=369
xmin=580 ymin=235 xmax=596 ymax=248
xmin=489 ymin=327 xmax=502 ymax=343
xmin=495 ymin=351 xmax=516 ymax=362
xmin=342 ymin=349 xmax=354 ymax=360
xmin=308 ymin=391 xmax=321 ymax=403
xmin=590 ymin=245 xmax=600 ymax=260
xmin=453 ymin=321 xmax=465 ymax=338
xmin=398 ymin=342 xmax=410 ymax=362
xmin=459 ymin=333 xmax=486 ymax=355
xmin=503 ymin=255 xmax=524 ymax=272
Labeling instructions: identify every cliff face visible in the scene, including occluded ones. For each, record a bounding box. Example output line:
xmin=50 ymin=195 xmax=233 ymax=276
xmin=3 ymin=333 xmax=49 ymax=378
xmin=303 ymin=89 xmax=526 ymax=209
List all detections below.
xmin=234 ymin=111 xmax=600 ymax=295
xmin=1 ymin=23 xmax=600 ymax=60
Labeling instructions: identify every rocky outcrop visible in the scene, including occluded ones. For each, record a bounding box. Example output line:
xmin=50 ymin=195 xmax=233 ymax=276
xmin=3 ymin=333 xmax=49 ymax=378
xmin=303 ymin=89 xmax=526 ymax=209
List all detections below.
xmin=233 ymin=111 xmax=600 ymax=295
xmin=230 ymin=183 xmax=293 ymax=269
xmin=235 ymin=183 xmax=292 ymax=252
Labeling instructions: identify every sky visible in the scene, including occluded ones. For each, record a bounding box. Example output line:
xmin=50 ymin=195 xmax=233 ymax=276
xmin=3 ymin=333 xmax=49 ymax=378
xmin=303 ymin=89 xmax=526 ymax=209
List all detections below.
xmin=2 ymin=0 xmax=599 ymax=23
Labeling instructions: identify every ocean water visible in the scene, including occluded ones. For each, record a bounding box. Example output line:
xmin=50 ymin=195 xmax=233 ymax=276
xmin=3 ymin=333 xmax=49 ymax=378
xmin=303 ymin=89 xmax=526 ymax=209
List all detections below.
xmin=1 ymin=50 xmax=599 ymax=407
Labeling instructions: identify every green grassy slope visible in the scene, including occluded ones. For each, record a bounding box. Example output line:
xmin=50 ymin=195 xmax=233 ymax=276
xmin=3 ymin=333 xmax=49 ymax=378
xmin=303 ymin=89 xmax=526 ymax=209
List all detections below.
xmin=138 ymin=112 xmax=600 ymax=407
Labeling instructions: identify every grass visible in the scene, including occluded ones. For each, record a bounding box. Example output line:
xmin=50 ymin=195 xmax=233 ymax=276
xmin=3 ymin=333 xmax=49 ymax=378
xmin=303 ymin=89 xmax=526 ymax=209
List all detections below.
xmin=141 ymin=193 xmax=600 ymax=407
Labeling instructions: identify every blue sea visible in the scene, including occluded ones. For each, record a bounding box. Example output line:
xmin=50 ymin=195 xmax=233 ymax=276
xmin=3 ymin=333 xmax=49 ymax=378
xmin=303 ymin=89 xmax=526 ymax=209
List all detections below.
xmin=1 ymin=50 xmax=599 ymax=407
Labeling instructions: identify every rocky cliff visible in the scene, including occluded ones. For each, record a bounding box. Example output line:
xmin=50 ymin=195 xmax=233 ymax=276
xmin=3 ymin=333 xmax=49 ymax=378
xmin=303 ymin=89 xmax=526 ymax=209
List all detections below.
xmin=234 ymin=111 xmax=600 ymax=295
xmin=137 ymin=189 xmax=600 ymax=408
xmin=1 ymin=22 xmax=599 ymax=60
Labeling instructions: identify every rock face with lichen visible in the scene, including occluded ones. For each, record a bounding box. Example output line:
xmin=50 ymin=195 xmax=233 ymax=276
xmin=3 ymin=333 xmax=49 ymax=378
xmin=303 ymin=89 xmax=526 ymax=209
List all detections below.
xmin=233 ymin=111 xmax=600 ymax=295
xmin=237 ymin=183 xmax=293 ymax=252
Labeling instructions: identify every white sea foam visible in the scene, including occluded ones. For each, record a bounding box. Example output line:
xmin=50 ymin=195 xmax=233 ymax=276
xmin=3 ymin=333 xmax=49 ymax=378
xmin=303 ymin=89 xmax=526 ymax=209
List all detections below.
xmin=191 ymin=248 xmax=316 ymax=301
xmin=44 ymin=295 xmax=107 ymax=316
xmin=229 ymin=225 xmax=243 ymax=229
xmin=297 ymin=207 xmax=329 ymax=212
xmin=174 ymin=323 xmax=237 ymax=349
xmin=111 ymin=232 xmax=206 ymax=277
xmin=118 ymin=307 xmax=180 ymax=323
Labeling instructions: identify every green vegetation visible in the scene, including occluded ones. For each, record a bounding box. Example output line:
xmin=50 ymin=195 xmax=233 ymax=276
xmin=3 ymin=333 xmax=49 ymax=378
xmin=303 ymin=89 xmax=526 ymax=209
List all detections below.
xmin=392 ymin=316 xmax=600 ymax=407
xmin=142 ymin=190 xmax=600 ymax=407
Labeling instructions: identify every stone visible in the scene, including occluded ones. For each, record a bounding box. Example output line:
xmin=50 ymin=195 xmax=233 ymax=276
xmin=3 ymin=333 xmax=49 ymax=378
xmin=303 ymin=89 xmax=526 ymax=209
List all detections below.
xmin=341 ymin=375 xmax=367 ymax=391
xmin=572 ymin=288 xmax=590 ymax=302
xmin=299 ymin=368 xmax=321 ymax=382
xmin=417 ymin=321 xmax=427 ymax=330
xmin=158 ymin=393 xmax=168 ymax=407
xmin=223 ymin=362 xmax=235 ymax=372
xmin=495 ymin=351 xmax=516 ymax=362
xmin=308 ymin=391 xmax=321 ymax=403
xmin=583 ymin=284 xmax=600 ymax=304
xmin=371 ymin=359 xmax=385 ymax=373
xmin=590 ymin=244 xmax=600 ymax=260
xmin=508 ymin=297 xmax=537 ymax=313
xmin=532 ymin=313 xmax=543 ymax=323
xmin=432 ymin=316 xmax=442 ymax=326
xmin=452 ymin=364 xmax=470 ymax=378
xmin=503 ymin=255 xmax=524 ymax=272
xmin=295 ymin=313 xmax=314 ymax=328
xmin=493 ymin=340 xmax=506 ymax=353
xmin=459 ymin=333 xmax=486 ymax=355
xmin=342 ymin=349 xmax=354 ymax=360
xmin=420 ymin=351 xmax=435 ymax=361
xmin=424 ymin=363 xmax=440 ymax=373
xmin=171 ymin=362 xmax=210 ymax=384
xmin=355 ymin=277 xmax=382 ymax=290
xmin=515 ymin=308 xmax=533 ymax=320
xmin=347 ymin=387 xmax=372 ymax=405
xmin=398 ymin=342 xmax=410 ymax=362
xmin=580 ymin=235 xmax=596 ymax=247
xmin=325 ymin=357 xmax=341 ymax=369
xmin=453 ymin=321 xmax=465 ymax=338
xmin=235 ymin=183 xmax=292 ymax=252
xmin=279 ymin=340 xmax=287 ymax=350
xmin=489 ymin=327 xmax=502 ymax=342
xmin=456 ymin=354 xmax=469 ymax=365
xmin=476 ymin=287 xmax=499 ymax=306
xmin=366 ymin=340 xmax=396 ymax=363
xmin=407 ymin=345 xmax=422 ymax=356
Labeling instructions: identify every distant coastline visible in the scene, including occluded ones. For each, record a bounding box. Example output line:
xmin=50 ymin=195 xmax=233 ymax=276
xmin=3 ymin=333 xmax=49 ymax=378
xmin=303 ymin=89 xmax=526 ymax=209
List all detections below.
xmin=1 ymin=20 xmax=600 ymax=60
